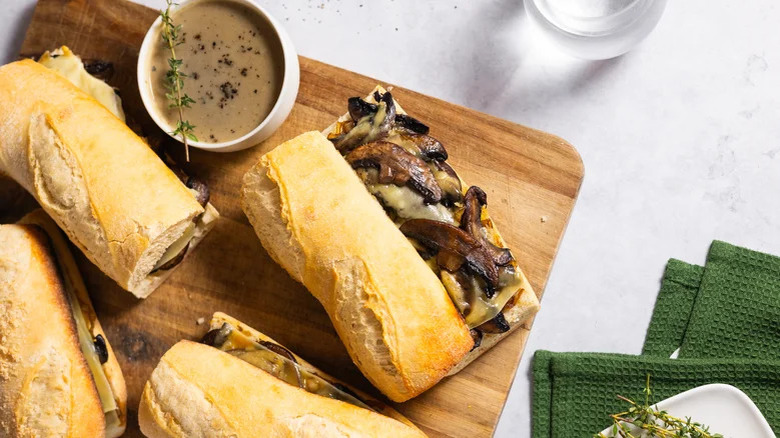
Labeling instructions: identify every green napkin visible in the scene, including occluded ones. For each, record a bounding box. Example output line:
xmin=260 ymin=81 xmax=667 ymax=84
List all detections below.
xmin=533 ymin=240 xmax=780 ymax=437
xmin=641 ymin=259 xmax=703 ymax=358
xmin=532 ymin=351 xmax=780 ymax=437
xmin=678 ymin=241 xmax=780 ymax=360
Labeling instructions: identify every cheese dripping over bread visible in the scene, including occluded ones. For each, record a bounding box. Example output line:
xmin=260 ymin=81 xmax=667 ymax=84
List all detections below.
xmin=326 ymin=90 xmax=527 ymax=335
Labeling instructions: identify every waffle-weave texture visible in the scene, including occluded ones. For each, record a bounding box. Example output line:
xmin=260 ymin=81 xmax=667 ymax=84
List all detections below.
xmin=679 ymin=240 xmax=780 ymax=360
xmin=642 ymin=259 xmax=703 ymax=357
xmin=533 ymin=240 xmax=780 ymax=437
xmin=533 ymin=350 xmax=780 ymax=437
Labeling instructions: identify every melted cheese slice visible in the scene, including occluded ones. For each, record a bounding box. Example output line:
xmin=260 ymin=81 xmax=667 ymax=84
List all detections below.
xmin=38 ymin=46 xmax=126 ymax=121
xmin=215 ymin=325 xmax=374 ymax=411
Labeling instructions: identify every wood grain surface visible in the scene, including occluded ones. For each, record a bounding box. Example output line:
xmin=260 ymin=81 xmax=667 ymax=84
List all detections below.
xmin=10 ymin=0 xmax=584 ymax=436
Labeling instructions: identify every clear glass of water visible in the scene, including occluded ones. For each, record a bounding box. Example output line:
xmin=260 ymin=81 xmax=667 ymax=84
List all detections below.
xmin=524 ymin=0 xmax=667 ymax=60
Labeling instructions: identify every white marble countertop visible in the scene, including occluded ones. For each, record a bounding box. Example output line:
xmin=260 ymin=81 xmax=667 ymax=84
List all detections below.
xmin=2 ymin=0 xmax=779 ymax=436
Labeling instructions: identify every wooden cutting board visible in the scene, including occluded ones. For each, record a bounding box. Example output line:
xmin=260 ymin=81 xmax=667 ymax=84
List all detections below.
xmin=11 ymin=0 xmax=583 ymax=436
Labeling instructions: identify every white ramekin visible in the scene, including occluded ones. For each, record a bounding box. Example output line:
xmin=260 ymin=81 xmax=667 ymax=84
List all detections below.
xmin=137 ymin=0 xmax=299 ymax=153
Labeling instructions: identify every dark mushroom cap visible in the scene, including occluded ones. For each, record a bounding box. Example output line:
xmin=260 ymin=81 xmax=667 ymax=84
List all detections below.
xmin=348 ymin=97 xmax=377 ymax=121
xmin=259 ymin=341 xmax=298 ymax=364
xmin=408 ymin=133 xmax=448 ymax=161
xmin=83 ymin=59 xmax=115 ymax=81
xmin=477 ymin=312 xmax=511 ymax=334
xmin=346 ymin=141 xmax=443 ymax=204
xmin=153 ymin=242 xmax=190 ymax=272
xmin=93 ymin=334 xmax=109 ymax=364
xmin=199 ymin=322 xmax=232 ymax=347
xmin=461 ymin=186 xmax=513 ymax=266
xmin=469 ymin=329 xmax=484 ymax=350
xmin=333 ymin=92 xmax=396 ymax=153
xmin=399 ymin=218 xmax=501 ymax=292
xmin=185 ymin=176 xmax=210 ymax=207
xmin=395 ymin=114 xmax=430 ymax=135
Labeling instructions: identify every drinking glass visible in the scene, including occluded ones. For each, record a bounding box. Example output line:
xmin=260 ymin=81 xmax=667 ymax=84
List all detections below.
xmin=524 ymin=0 xmax=667 ymax=60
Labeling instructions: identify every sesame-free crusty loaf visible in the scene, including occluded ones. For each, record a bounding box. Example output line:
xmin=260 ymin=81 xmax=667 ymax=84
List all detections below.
xmin=0 ymin=221 xmax=126 ymax=437
xmin=241 ymin=131 xmax=474 ymax=402
xmin=0 ymin=59 xmax=216 ymax=298
xmin=138 ymin=340 xmax=427 ymax=437
xmin=324 ymin=86 xmax=540 ymax=375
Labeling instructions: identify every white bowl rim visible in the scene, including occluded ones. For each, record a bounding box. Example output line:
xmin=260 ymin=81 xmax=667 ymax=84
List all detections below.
xmin=598 ymin=383 xmax=774 ymax=437
xmin=137 ymin=0 xmax=297 ymax=151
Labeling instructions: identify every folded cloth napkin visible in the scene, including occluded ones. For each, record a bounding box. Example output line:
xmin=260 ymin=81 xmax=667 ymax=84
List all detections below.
xmin=532 ymin=351 xmax=780 ymax=437
xmin=678 ymin=240 xmax=780 ymax=360
xmin=641 ymin=259 xmax=703 ymax=358
xmin=533 ymin=240 xmax=780 ymax=437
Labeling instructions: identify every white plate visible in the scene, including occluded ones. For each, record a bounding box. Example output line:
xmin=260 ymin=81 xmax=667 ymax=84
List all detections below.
xmin=599 ymin=384 xmax=774 ymax=437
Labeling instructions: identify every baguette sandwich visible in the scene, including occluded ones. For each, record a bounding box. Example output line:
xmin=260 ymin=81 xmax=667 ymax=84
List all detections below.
xmin=0 ymin=49 xmax=218 ymax=299
xmin=241 ymin=89 xmax=539 ymax=402
xmin=0 ymin=210 xmax=127 ymax=437
xmin=138 ymin=313 xmax=426 ymax=437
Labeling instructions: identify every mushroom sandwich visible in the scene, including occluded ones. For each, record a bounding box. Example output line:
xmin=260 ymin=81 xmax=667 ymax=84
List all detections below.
xmin=240 ymin=87 xmax=539 ymax=402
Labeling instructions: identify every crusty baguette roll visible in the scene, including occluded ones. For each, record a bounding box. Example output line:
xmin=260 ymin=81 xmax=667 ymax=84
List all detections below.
xmin=138 ymin=340 xmax=427 ymax=438
xmin=0 ymin=59 xmax=216 ymax=298
xmin=324 ymin=86 xmax=540 ymax=374
xmin=241 ymin=131 xmax=474 ymax=402
xmin=0 ymin=222 xmax=126 ymax=437
xmin=19 ymin=209 xmax=128 ymax=436
xmin=208 ymin=312 xmax=417 ymax=429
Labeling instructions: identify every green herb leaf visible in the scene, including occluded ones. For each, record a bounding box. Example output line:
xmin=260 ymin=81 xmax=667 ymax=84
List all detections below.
xmin=160 ymin=0 xmax=195 ymax=161
xmin=603 ymin=377 xmax=724 ymax=437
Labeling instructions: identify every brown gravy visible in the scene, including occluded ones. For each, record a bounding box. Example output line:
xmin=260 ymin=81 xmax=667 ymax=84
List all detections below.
xmin=149 ymin=0 xmax=284 ymax=143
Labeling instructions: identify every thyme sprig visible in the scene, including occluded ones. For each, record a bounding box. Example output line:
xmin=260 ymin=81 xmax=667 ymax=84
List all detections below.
xmin=596 ymin=375 xmax=724 ymax=438
xmin=160 ymin=0 xmax=196 ymax=161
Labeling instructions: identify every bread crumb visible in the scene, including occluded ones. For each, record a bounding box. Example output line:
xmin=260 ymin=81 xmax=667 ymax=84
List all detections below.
xmin=196 ymin=317 xmax=205 ymax=325
xmin=540 ymin=215 xmax=548 ymax=223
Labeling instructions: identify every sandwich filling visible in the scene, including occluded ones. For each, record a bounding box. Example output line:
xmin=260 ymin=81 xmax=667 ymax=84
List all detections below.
xmin=151 ymin=165 xmax=216 ymax=273
xmin=37 ymin=46 xmax=126 ymax=121
xmin=201 ymin=323 xmax=376 ymax=411
xmin=33 ymin=222 xmax=124 ymax=434
xmin=67 ymin=277 xmax=122 ymax=432
xmin=37 ymin=46 xmax=216 ymax=277
xmin=327 ymin=91 xmax=524 ymax=339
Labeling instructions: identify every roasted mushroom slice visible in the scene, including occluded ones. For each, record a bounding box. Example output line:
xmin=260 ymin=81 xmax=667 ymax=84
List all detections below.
xmin=200 ymin=322 xmax=232 ymax=346
xmin=399 ymin=219 xmax=501 ymax=293
xmin=167 ymin=160 xmax=211 ymax=207
xmin=332 ymin=92 xmax=396 ymax=152
xmin=93 ymin=334 xmax=109 ymax=364
xmin=153 ymin=242 xmax=190 ymax=272
xmin=82 ymin=59 xmax=115 ymax=82
xmin=461 ymin=186 xmax=512 ymax=266
xmin=259 ymin=341 xmax=298 ymax=363
xmin=412 ymin=134 xmax=447 ymax=161
xmin=386 ymin=132 xmax=448 ymax=161
xmin=347 ymin=97 xmax=377 ymax=120
xmin=477 ymin=312 xmax=511 ymax=334
xmin=185 ymin=176 xmax=210 ymax=207
xmin=395 ymin=114 xmax=430 ymax=135
xmin=469 ymin=329 xmax=484 ymax=350
xmin=346 ymin=141 xmax=443 ymax=204
xmin=203 ymin=322 xmax=376 ymax=411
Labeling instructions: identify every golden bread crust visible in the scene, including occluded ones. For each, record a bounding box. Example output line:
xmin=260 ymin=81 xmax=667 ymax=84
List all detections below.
xmin=0 ymin=60 xmax=204 ymax=297
xmin=209 ymin=312 xmax=420 ymax=429
xmin=0 ymin=224 xmax=104 ymax=437
xmin=324 ymin=86 xmax=540 ymax=374
xmin=138 ymin=341 xmax=427 ymax=437
xmin=241 ymin=132 xmax=473 ymax=402
xmin=19 ymin=210 xmax=127 ymax=436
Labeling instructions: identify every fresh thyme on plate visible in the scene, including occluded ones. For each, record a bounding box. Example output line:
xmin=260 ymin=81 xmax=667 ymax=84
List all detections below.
xmin=596 ymin=375 xmax=724 ymax=438
xmin=160 ymin=0 xmax=197 ymax=161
